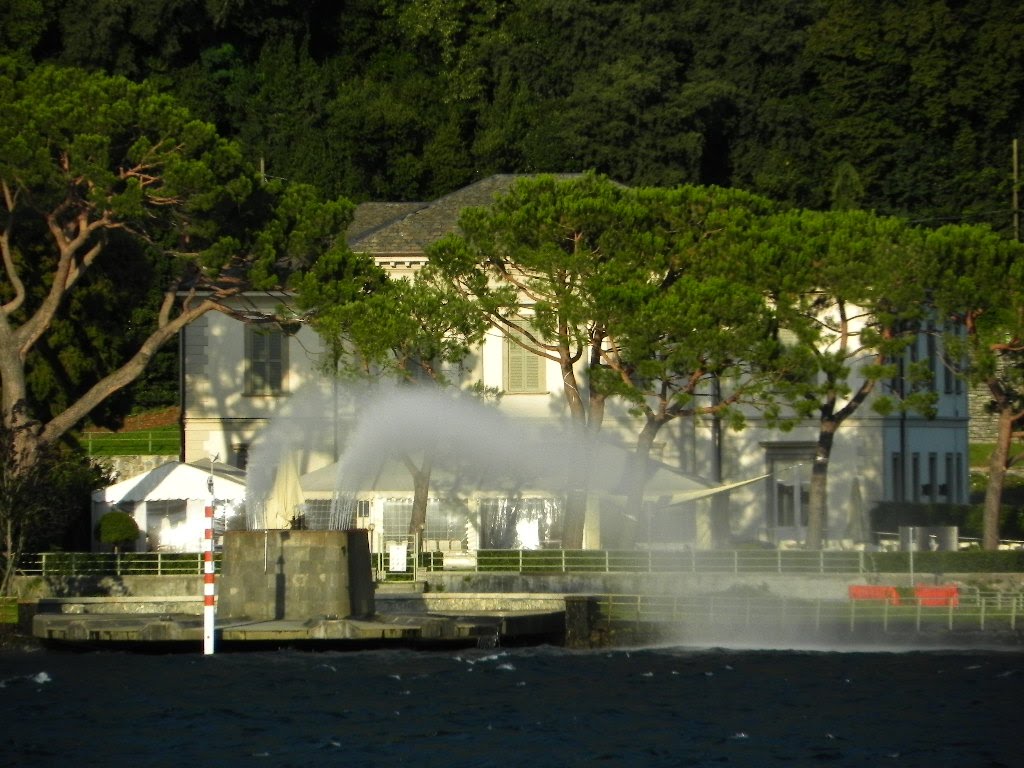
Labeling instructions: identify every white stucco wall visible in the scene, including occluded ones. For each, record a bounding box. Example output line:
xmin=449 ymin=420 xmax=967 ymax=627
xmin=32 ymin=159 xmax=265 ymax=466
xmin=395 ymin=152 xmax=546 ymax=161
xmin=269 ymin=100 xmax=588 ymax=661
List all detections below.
xmin=182 ymin=293 xmax=969 ymax=549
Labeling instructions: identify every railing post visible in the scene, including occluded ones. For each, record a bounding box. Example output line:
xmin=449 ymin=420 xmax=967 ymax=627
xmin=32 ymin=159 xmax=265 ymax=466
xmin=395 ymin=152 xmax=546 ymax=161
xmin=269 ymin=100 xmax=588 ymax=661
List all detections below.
xmin=858 ymin=550 xmax=865 ymax=575
xmin=605 ymin=550 xmax=610 ymax=574
xmin=777 ymin=549 xmax=782 ymax=574
xmin=733 ymin=550 xmax=738 ymax=575
xmin=819 ymin=550 xmax=824 ymax=574
xmin=561 ymin=549 xmax=566 ymax=573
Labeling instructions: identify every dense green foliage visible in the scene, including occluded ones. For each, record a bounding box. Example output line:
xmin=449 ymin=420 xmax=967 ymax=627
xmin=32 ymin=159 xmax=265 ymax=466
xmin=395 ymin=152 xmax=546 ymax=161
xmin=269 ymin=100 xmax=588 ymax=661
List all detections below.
xmin=5 ymin=0 xmax=1023 ymax=556
xmin=926 ymin=224 xmax=1024 ymax=547
xmin=10 ymin=0 xmax=1022 ymax=427
xmin=0 ymin=421 xmax=108 ymax=593
xmin=1 ymin=56 xmax=357 ymax=432
xmin=95 ymin=510 xmax=141 ymax=550
xmin=0 ymin=56 xmax=361 ymax=584
xmin=13 ymin=0 xmax=1022 ymax=227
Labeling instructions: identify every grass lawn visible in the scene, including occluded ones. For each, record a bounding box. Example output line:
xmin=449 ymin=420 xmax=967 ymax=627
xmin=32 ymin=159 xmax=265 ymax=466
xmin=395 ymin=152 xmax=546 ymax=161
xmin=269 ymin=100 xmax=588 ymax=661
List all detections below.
xmin=82 ymin=407 xmax=181 ymax=456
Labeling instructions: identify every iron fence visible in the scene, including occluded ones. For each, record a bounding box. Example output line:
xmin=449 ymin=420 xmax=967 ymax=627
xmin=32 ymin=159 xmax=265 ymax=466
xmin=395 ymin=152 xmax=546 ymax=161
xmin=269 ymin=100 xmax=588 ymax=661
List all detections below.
xmin=9 ymin=547 xmax=1024 ymax=579
xmin=16 ymin=551 xmax=219 ymax=577
xmin=82 ymin=430 xmax=180 ymax=456
xmin=470 ymin=548 xmax=868 ymax=574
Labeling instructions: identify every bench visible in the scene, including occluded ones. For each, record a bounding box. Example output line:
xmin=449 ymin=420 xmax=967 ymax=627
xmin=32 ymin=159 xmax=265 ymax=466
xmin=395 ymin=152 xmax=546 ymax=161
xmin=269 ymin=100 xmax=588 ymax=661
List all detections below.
xmin=848 ymin=585 xmax=901 ymax=605
xmin=914 ymin=585 xmax=959 ymax=607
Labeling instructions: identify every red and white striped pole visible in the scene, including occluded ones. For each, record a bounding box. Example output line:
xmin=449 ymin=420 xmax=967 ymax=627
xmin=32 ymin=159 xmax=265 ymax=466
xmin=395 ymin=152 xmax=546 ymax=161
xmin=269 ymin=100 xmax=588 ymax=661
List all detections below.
xmin=203 ymin=497 xmax=216 ymax=655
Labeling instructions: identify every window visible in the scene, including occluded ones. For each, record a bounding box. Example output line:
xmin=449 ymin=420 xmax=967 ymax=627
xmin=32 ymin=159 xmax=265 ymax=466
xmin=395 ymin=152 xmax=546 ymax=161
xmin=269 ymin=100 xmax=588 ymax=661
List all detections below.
xmin=504 ymin=330 xmax=545 ymax=393
xmin=762 ymin=442 xmax=815 ymax=538
xmin=380 ymin=498 xmax=471 ymax=546
xmin=245 ymin=325 xmax=288 ymax=395
xmin=944 ymin=453 xmax=954 ymax=502
xmin=479 ymin=497 xmax=562 ymax=549
xmin=955 ymin=453 xmax=964 ymax=502
xmin=891 ymin=452 xmax=904 ymax=501
xmin=232 ymin=443 xmax=250 ymax=470
xmin=927 ymin=452 xmax=938 ymax=502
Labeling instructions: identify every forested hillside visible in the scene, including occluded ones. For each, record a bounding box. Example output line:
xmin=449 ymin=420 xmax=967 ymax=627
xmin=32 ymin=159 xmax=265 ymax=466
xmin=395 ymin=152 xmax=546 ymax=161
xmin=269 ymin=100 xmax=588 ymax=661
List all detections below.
xmin=9 ymin=0 xmax=1023 ymax=230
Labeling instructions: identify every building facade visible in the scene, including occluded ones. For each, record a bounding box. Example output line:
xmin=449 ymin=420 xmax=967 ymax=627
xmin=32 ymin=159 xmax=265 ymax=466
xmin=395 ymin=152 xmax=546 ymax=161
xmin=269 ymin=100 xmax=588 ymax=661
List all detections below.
xmin=180 ymin=176 xmax=970 ymax=552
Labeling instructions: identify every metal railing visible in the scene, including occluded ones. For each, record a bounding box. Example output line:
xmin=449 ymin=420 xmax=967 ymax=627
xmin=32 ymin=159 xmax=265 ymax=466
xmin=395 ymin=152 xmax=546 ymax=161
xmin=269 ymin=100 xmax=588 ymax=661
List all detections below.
xmin=592 ymin=591 xmax=1024 ymax=635
xmin=82 ymin=430 xmax=180 ymax=456
xmin=10 ymin=547 xmax=1024 ymax=579
xmin=16 ymin=551 xmax=219 ymax=577
xmin=469 ymin=548 xmax=868 ymax=575
xmin=13 ymin=548 xmax=868 ymax=579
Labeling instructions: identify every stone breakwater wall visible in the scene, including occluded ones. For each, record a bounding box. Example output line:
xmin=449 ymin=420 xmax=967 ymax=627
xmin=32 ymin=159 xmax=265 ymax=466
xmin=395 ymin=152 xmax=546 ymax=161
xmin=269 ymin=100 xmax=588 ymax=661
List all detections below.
xmin=12 ymin=570 xmax=1024 ymax=603
xmin=10 ymin=574 xmax=201 ymax=600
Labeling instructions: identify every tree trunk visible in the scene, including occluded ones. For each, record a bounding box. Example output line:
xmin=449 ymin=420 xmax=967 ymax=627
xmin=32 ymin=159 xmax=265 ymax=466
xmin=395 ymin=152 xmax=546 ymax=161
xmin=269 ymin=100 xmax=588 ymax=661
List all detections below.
xmin=619 ymin=419 xmax=659 ymax=548
xmin=806 ymin=419 xmax=837 ymax=550
xmin=561 ymin=490 xmax=587 ymax=550
xmin=406 ymin=458 xmax=433 ymax=547
xmin=558 ymin=357 xmax=591 ymax=549
xmin=982 ymin=407 xmax=1015 ymax=550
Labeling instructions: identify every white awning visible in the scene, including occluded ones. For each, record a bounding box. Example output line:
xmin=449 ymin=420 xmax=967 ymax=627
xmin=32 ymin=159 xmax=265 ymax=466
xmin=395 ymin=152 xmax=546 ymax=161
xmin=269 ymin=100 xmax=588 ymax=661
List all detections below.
xmin=93 ymin=461 xmax=246 ymax=504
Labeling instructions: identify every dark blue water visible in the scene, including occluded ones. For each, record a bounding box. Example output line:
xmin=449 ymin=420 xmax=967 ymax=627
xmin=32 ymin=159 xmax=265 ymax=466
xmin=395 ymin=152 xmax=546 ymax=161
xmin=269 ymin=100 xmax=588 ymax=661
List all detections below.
xmin=1 ymin=644 xmax=1018 ymax=767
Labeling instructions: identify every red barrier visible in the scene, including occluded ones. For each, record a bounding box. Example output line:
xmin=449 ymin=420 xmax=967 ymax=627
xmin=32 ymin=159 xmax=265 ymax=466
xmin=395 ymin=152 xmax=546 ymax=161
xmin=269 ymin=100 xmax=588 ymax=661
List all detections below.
xmin=848 ymin=585 xmax=901 ymax=605
xmin=914 ymin=585 xmax=959 ymax=607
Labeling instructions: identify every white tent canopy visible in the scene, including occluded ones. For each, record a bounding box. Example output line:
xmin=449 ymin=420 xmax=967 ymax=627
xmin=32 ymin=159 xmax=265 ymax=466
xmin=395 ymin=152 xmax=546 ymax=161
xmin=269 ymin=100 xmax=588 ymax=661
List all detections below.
xmin=92 ymin=462 xmax=247 ymax=552
xmin=93 ymin=461 xmax=246 ymax=504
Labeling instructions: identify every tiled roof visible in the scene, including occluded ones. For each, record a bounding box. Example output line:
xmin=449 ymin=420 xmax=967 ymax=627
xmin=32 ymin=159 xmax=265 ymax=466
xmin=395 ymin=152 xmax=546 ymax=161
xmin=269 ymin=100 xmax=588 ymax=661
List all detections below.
xmin=346 ymin=174 xmax=583 ymax=255
xmin=347 ymin=202 xmax=427 ymax=243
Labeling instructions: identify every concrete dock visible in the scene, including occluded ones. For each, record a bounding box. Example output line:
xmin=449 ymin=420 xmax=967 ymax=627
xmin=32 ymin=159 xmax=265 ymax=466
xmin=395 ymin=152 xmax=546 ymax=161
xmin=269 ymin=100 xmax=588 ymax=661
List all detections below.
xmin=30 ymin=592 xmax=568 ymax=650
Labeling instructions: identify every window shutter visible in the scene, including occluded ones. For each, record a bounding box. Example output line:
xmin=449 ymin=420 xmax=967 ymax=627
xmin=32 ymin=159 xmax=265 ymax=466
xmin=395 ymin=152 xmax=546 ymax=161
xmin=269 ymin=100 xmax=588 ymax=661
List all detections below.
xmin=505 ymin=331 xmax=544 ymax=393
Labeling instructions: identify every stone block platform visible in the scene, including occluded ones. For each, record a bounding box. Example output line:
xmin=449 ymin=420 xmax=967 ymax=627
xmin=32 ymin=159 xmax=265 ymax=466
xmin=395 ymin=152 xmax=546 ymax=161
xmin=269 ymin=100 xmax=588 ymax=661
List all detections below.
xmin=30 ymin=593 xmax=566 ymax=650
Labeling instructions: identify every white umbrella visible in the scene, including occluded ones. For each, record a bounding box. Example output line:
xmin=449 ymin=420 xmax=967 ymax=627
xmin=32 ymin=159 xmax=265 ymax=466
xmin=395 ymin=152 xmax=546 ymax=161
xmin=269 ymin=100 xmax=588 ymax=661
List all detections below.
xmin=262 ymin=455 xmax=305 ymax=529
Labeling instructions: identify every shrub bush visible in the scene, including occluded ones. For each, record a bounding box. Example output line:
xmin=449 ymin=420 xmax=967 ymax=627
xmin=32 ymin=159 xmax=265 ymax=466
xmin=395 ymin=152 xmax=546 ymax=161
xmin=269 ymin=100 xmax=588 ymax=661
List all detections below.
xmin=96 ymin=511 xmax=140 ymax=552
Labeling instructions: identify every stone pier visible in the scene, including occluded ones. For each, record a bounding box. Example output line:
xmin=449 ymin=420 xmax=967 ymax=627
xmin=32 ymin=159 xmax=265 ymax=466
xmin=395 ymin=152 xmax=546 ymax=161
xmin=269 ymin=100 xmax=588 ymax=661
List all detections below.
xmin=217 ymin=529 xmax=375 ymax=621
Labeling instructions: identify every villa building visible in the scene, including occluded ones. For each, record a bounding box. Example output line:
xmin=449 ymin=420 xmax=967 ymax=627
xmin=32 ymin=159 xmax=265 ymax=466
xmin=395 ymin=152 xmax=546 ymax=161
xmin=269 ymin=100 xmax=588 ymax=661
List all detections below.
xmin=179 ymin=176 xmax=970 ymax=553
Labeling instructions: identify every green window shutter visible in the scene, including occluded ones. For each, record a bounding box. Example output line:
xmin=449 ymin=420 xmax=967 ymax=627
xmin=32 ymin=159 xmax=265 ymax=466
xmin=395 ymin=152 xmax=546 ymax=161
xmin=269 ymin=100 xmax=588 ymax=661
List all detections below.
xmin=505 ymin=331 xmax=544 ymax=393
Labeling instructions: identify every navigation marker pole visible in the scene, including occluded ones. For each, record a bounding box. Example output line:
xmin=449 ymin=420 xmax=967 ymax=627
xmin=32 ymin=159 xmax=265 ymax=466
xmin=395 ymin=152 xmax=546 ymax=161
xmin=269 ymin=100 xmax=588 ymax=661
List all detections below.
xmin=203 ymin=495 xmax=216 ymax=655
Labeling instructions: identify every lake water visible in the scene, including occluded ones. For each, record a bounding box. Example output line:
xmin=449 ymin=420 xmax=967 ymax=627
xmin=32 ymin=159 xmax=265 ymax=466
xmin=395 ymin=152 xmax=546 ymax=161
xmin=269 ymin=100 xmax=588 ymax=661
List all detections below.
xmin=1 ymin=643 xmax=1018 ymax=767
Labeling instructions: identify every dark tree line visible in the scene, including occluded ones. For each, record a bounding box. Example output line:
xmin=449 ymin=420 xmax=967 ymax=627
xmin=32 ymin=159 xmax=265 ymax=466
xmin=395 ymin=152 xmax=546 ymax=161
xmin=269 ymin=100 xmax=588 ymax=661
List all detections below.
xmin=9 ymin=0 xmax=1023 ymax=228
